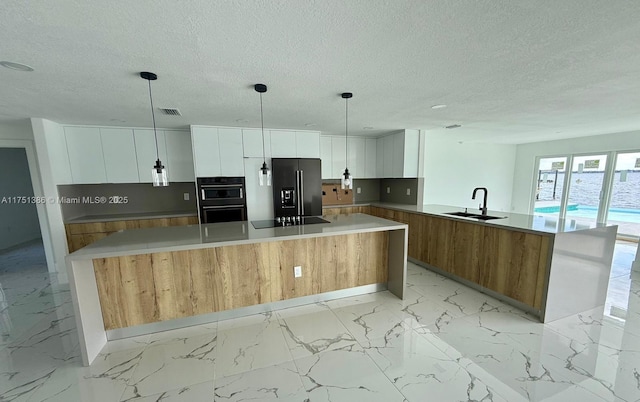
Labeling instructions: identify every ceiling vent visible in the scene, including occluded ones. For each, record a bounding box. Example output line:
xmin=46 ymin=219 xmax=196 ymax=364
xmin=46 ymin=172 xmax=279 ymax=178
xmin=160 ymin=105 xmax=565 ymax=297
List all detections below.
xmin=445 ymin=124 xmax=461 ymax=129
xmin=159 ymin=107 xmax=182 ymax=116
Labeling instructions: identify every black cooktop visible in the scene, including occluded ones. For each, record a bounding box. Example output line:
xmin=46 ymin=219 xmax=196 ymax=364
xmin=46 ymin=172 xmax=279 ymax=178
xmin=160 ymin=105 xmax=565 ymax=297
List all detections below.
xmin=251 ymin=216 xmax=330 ymax=229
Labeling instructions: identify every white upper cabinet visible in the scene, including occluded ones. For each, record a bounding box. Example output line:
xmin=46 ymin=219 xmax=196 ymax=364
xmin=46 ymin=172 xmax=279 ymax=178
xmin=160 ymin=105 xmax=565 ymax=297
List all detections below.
xmin=295 ymin=131 xmax=320 ymax=158
xmin=217 ymin=128 xmax=244 ymax=176
xmin=382 ymin=135 xmax=394 ymax=177
xmin=64 ymin=126 xmax=107 ymax=184
xmin=242 ymin=128 xmax=271 ymax=158
xmin=134 ymin=129 xmax=168 ymax=183
xmin=269 ymin=130 xmax=297 ymax=158
xmin=331 ymin=137 xmax=346 ymax=178
xmin=376 ymin=137 xmax=384 ymax=178
xmin=347 ymin=137 xmax=365 ymax=178
xmin=99 ymin=128 xmax=139 ymax=183
xmin=392 ymin=133 xmax=404 ymax=177
xmin=377 ymin=130 xmax=420 ymax=178
xmin=191 ymin=126 xmax=221 ymax=177
xmin=320 ymin=136 xmax=332 ymax=179
xmin=365 ymin=138 xmax=377 ymax=179
xmin=164 ymin=130 xmax=195 ymax=182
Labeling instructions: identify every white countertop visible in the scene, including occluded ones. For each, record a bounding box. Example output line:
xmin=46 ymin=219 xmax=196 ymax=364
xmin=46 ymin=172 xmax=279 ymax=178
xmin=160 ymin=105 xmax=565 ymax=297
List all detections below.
xmin=370 ymin=203 xmax=612 ymax=235
xmin=67 ymin=213 xmax=407 ymax=260
xmin=65 ymin=210 xmax=198 ymax=224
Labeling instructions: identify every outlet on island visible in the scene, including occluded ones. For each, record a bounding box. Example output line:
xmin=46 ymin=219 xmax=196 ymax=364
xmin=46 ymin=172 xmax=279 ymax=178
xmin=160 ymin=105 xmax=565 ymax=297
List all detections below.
xmin=183 ymin=193 xmax=190 ymax=201
xmin=386 ymin=187 xmax=391 ymax=194
xmin=294 ymin=266 xmax=302 ymax=278
xmin=406 ymin=188 xmax=411 ymax=196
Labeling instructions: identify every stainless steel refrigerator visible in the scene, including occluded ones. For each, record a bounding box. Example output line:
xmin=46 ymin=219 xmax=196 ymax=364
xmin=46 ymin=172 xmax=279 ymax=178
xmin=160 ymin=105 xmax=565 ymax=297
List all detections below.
xmin=272 ymin=158 xmax=322 ymax=219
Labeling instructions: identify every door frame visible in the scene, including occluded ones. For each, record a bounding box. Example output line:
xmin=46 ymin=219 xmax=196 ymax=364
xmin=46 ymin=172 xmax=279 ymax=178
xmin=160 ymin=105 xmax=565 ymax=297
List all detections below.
xmin=532 ymin=152 xmax=614 ymax=223
xmin=0 ymin=139 xmax=56 ymax=273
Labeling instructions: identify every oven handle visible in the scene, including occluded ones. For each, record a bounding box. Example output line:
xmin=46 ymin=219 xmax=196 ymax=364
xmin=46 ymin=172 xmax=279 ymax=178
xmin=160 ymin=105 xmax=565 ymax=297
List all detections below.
xmin=300 ymin=170 xmax=305 ymax=216
xmin=201 ymin=189 xmax=205 ymax=200
xmin=202 ymin=204 xmax=245 ymax=209
xmin=200 ymin=184 xmax=243 ymax=188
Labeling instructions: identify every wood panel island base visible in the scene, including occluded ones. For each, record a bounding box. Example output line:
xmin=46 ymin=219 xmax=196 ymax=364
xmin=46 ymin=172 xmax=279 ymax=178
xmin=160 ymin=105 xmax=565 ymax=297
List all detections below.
xmin=66 ymin=214 xmax=407 ymax=366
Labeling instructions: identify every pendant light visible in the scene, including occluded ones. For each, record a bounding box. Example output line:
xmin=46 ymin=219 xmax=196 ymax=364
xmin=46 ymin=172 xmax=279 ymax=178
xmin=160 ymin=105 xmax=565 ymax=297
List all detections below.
xmin=341 ymin=92 xmax=353 ymax=189
xmin=255 ymin=83 xmax=271 ymax=186
xmin=140 ymin=71 xmax=168 ymax=187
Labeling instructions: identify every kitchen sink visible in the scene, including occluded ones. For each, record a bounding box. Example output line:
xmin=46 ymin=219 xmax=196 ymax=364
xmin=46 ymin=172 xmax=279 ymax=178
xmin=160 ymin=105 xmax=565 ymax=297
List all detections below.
xmin=444 ymin=211 xmax=506 ymax=221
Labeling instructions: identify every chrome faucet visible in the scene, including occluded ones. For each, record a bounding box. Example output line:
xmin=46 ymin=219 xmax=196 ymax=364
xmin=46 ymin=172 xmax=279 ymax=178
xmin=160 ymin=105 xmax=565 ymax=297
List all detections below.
xmin=472 ymin=187 xmax=488 ymax=215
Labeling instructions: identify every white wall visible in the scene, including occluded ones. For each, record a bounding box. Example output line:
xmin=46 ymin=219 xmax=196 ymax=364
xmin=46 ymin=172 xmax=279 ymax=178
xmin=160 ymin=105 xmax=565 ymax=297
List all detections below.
xmin=511 ymin=130 xmax=640 ymax=214
xmin=0 ymin=148 xmax=41 ymax=250
xmin=422 ymin=132 xmax=517 ymax=212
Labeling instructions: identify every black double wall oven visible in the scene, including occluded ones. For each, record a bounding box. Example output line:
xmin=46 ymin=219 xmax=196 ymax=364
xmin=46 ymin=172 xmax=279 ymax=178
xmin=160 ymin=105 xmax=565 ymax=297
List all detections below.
xmin=197 ymin=177 xmax=247 ymax=224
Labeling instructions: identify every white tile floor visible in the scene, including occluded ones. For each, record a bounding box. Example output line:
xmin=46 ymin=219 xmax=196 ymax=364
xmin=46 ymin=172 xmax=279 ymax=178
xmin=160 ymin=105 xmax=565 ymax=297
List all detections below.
xmin=1 ymin=241 xmax=639 ymax=401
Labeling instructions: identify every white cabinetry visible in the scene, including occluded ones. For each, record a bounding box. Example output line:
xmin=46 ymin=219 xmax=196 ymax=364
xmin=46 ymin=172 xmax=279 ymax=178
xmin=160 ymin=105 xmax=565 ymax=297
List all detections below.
xmin=134 ymin=129 xmax=168 ymax=183
xmin=217 ymin=128 xmax=244 ymax=176
xmin=191 ymin=126 xmax=221 ymax=177
xmin=242 ymin=129 xmax=271 ymax=158
xmin=347 ymin=137 xmax=365 ymax=178
xmin=377 ymin=129 xmax=420 ymax=178
xmin=164 ymin=130 xmax=195 ymax=182
xmin=191 ymin=126 xmax=244 ymax=178
xmin=365 ymin=138 xmax=377 ymax=178
xmin=320 ymin=136 xmax=332 ymax=179
xmin=100 ymin=128 xmax=139 ymax=183
xmin=331 ymin=137 xmax=346 ymax=179
xmin=270 ymin=130 xmax=297 ymax=157
xmin=295 ymin=131 xmax=320 ymax=158
xmin=64 ymin=126 xmax=107 ymax=184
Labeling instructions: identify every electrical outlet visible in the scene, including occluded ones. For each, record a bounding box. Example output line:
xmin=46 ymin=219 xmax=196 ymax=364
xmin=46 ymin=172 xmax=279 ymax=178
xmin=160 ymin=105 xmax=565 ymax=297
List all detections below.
xmin=406 ymin=188 xmax=411 ymax=196
xmin=294 ymin=266 xmax=302 ymax=278
xmin=183 ymin=192 xmax=190 ymax=201
xmin=386 ymin=187 xmax=391 ymax=194
xmin=357 ymin=187 xmax=361 ymax=194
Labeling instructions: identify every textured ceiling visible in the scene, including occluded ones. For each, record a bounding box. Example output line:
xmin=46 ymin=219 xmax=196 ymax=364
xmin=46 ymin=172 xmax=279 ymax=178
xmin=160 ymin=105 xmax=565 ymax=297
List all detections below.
xmin=1 ymin=0 xmax=640 ymax=144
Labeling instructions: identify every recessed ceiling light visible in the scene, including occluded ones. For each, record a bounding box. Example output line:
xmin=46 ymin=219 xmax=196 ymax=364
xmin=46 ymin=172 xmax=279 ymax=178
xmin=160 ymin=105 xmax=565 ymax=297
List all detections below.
xmin=0 ymin=61 xmax=34 ymax=72
xmin=304 ymin=123 xmax=317 ymax=127
xmin=235 ymin=119 xmax=249 ymax=123
xmin=445 ymin=124 xmax=462 ymax=129
xmin=431 ymin=104 xmax=447 ymax=109
xmin=363 ymin=126 xmax=374 ymax=130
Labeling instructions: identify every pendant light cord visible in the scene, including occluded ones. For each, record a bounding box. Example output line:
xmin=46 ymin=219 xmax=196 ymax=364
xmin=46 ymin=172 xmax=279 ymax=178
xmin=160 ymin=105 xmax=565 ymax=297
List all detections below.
xmin=260 ymin=92 xmax=266 ymax=164
xmin=345 ymin=97 xmax=348 ymax=169
xmin=147 ymin=79 xmax=160 ymax=161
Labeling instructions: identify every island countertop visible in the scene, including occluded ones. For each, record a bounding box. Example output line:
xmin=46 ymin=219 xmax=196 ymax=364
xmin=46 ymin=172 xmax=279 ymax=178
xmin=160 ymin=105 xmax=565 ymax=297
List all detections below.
xmin=68 ymin=213 xmax=407 ymax=260
xmin=368 ymin=203 xmax=612 ymax=235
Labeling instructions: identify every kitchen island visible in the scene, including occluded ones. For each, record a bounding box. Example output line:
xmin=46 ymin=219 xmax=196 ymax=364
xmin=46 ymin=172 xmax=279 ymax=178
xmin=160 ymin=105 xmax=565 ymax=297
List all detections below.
xmin=365 ymin=203 xmax=618 ymax=323
xmin=66 ymin=213 xmax=407 ymax=366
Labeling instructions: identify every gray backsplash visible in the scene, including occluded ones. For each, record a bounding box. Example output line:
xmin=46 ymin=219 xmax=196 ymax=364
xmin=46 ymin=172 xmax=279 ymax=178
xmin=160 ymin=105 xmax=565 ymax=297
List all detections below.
xmin=379 ymin=178 xmax=418 ymax=204
xmin=58 ymin=182 xmax=197 ymax=221
xmin=322 ymin=178 xmax=417 ymax=204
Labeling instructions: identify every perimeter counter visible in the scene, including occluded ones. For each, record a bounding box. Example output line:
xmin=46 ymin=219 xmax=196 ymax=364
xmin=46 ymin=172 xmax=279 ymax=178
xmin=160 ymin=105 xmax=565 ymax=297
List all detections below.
xmin=66 ymin=214 xmax=408 ymax=366
xmin=366 ymin=203 xmax=618 ymax=324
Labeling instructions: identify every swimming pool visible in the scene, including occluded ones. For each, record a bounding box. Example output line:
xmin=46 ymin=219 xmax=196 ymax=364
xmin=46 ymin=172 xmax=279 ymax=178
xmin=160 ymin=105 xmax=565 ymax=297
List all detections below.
xmin=534 ymin=204 xmax=640 ymax=224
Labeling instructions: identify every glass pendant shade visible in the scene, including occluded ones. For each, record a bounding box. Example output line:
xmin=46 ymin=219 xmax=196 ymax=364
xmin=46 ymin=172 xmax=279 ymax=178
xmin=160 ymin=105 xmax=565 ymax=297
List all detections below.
xmin=259 ymin=161 xmax=272 ymax=186
xmin=341 ymin=168 xmax=352 ymax=189
xmin=152 ymin=159 xmax=169 ymax=187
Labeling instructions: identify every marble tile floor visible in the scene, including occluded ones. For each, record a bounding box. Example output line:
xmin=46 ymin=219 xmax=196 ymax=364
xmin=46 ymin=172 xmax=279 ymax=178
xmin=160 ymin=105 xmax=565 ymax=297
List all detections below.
xmin=0 ymin=241 xmax=639 ymax=401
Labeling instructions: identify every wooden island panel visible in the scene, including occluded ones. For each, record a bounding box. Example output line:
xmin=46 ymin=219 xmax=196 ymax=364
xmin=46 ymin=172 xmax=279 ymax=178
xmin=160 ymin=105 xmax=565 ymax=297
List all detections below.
xmin=369 ymin=206 xmax=553 ymax=310
xmin=66 ymin=216 xmax=199 ymax=252
xmin=93 ymin=231 xmax=388 ymax=330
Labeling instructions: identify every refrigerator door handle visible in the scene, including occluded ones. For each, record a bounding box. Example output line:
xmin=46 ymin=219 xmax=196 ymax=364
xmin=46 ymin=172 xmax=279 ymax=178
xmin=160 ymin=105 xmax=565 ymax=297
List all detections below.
xmin=296 ymin=170 xmax=300 ymax=215
xmin=300 ymin=170 xmax=305 ymax=216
